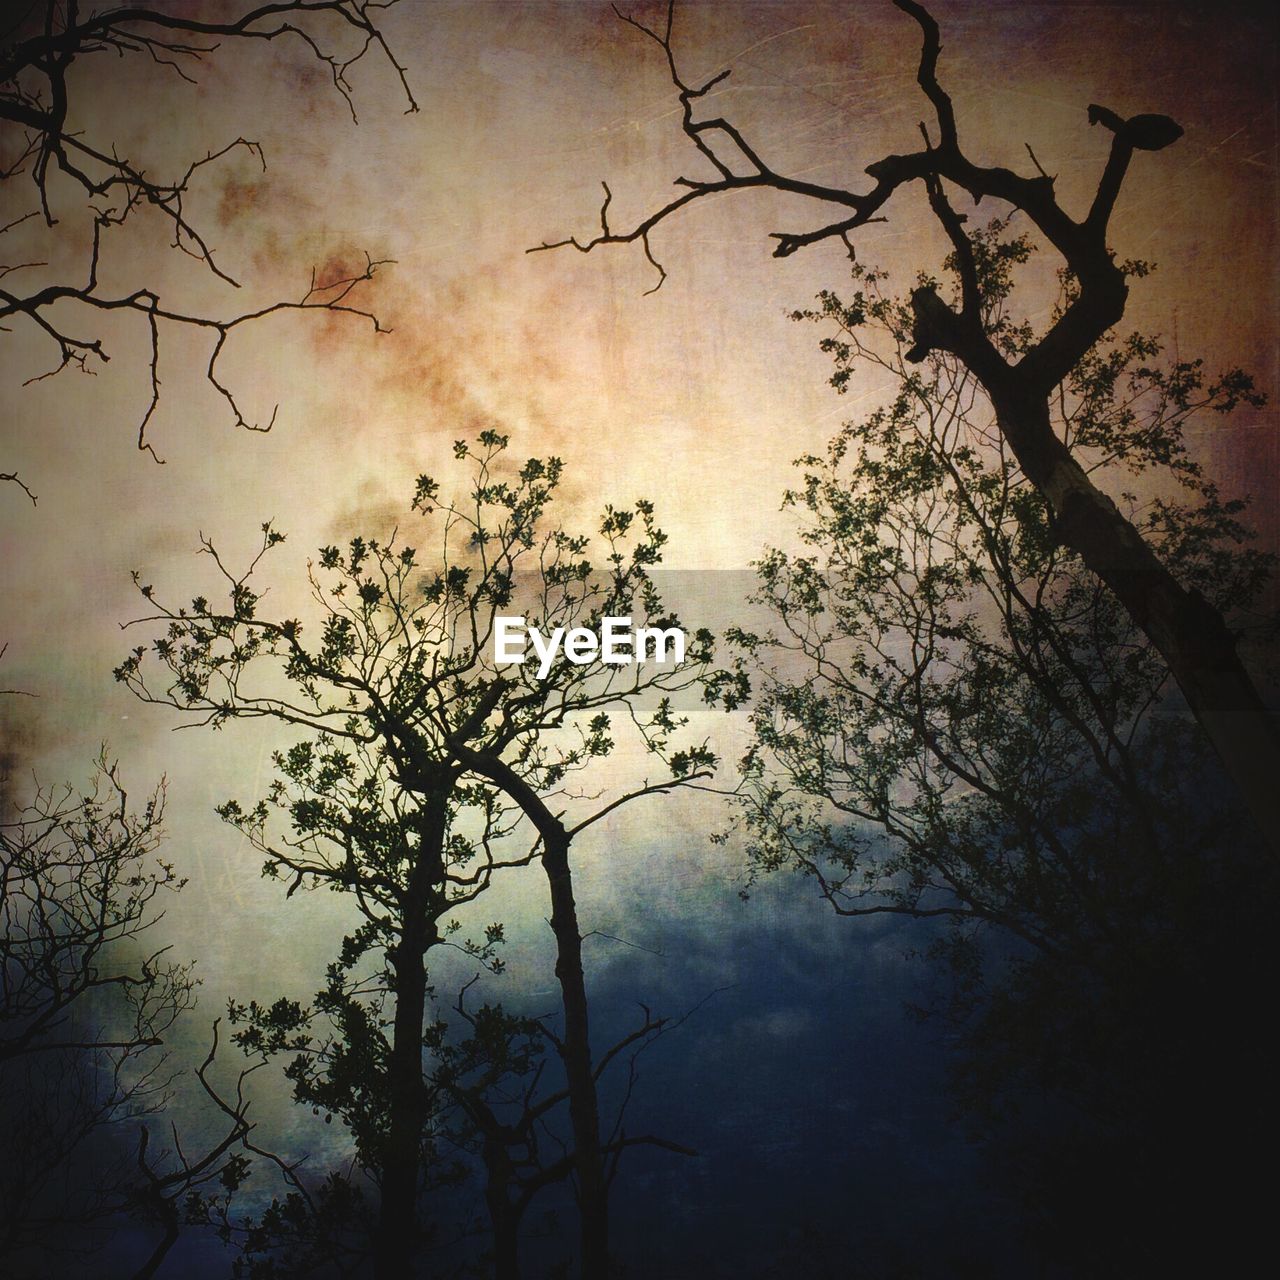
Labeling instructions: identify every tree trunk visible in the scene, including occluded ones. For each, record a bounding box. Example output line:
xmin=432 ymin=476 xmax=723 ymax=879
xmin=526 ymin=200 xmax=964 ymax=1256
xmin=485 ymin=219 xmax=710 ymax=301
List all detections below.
xmin=448 ymin=743 xmax=612 ymax=1276
xmin=541 ymin=829 xmax=609 ymax=1279
xmin=377 ymin=935 xmax=428 ymax=1277
xmin=485 ymin=1174 xmax=521 ymax=1280
xmin=995 ymin=388 xmax=1280 ymax=854
xmin=375 ymin=795 xmax=447 ymax=1280
xmin=130 ymin=1208 xmax=179 ymax=1280
xmin=473 ymin=1118 xmax=522 ymax=1280
xmin=909 ymin=208 xmax=1280 ymax=854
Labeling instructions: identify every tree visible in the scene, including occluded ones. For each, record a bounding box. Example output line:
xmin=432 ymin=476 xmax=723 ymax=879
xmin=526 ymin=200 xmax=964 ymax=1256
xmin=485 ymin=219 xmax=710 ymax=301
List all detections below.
xmin=116 ymin=432 xmax=717 ymax=1278
xmin=0 ymin=754 xmax=189 ymax=1264
xmin=715 ymin=225 xmax=1278 ymax=1268
xmin=1 ymin=0 xmax=415 ymax=503
xmin=0 ymin=753 xmax=281 ymax=1277
xmin=532 ymin=0 xmax=1280 ymax=850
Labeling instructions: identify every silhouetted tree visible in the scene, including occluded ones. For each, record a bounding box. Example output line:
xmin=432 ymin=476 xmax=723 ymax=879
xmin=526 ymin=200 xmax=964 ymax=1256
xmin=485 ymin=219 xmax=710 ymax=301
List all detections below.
xmin=0 ymin=754 xmax=190 ymax=1265
xmin=715 ymin=225 xmax=1277 ymax=1270
xmin=534 ymin=0 xmax=1280 ymax=850
xmin=0 ymin=755 xmax=286 ymax=1277
xmin=1 ymin=1 xmax=416 ymax=501
xmin=117 ymin=433 xmax=716 ymax=1278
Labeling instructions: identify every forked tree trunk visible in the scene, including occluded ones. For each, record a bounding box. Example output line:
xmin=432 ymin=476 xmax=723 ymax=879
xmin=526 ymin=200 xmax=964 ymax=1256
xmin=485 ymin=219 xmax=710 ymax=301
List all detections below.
xmin=911 ymin=270 xmax=1280 ymax=856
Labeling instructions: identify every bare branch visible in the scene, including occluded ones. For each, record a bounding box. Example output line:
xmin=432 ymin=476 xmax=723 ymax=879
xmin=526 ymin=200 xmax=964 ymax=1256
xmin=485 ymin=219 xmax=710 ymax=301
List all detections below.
xmin=533 ymin=0 xmax=1177 ymax=393
xmin=2 ymin=1 xmax=414 ymax=479
xmin=1 ymin=470 xmax=37 ymax=504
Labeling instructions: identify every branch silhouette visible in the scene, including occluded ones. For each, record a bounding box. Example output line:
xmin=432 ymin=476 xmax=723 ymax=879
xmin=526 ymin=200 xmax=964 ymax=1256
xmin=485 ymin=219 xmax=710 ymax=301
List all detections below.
xmin=1 ymin=1 xmax=415 ymax=485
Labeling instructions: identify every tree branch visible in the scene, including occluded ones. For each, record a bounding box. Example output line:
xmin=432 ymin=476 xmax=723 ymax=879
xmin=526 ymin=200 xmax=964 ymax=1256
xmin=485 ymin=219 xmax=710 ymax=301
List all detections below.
xmin=2 ymin=0 xmax=414 ymax=476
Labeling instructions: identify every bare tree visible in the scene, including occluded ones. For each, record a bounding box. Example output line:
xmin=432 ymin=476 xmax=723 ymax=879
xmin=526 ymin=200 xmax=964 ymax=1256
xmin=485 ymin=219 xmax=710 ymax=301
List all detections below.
xmin=1 ymin=0 xmax=416 ymax=501
xmin=0 ymin=753 xmax=189 ymax=1268
xmin=117 ymin=432 xmax=718 ymax=1278
xmin=0 ymin=753 xmax=189 ymax=1066
xmin=531 ymin=0 xmax=1280 ymax=851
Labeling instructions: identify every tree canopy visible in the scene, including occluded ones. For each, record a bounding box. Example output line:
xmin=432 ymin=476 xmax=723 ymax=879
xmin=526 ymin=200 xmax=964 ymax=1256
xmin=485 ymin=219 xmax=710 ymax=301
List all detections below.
xmin=117 ymin=432 xmax=718 ymax=1278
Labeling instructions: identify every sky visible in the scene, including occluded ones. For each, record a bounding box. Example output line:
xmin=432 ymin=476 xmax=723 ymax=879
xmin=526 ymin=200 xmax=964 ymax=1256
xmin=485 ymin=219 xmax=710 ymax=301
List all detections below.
xmin=1 ymin=0 xmax=1276 ymax=1272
